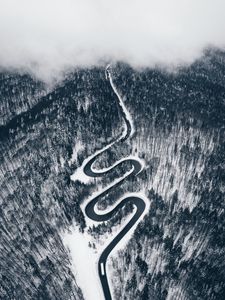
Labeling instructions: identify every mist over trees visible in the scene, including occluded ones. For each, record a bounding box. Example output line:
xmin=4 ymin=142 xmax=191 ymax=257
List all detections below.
xmin=1 ymin=50 xmax=225 ymax=299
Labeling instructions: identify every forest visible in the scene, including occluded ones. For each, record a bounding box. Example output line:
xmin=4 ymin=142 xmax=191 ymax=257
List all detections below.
xmin=0 ymin=49 xmax=225 ymax=299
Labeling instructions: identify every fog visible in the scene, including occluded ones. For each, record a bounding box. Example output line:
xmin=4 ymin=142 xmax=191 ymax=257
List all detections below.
xmin=0 ymin=0 xmax=225 ymax=81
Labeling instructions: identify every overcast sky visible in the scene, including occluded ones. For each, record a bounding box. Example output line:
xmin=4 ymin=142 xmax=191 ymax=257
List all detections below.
xmin=0 ymin=0 xmax=225 ymax=81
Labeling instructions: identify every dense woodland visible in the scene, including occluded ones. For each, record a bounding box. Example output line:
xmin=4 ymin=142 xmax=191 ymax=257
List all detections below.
xmin=0 ymin=69 xmax=122 ymax=299
xmin=0 ymin=49 xmax=225 ymax=299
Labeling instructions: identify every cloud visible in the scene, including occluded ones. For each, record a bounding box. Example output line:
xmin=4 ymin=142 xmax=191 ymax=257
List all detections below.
xmin=0 ymin=0 xmax=225 ymax=81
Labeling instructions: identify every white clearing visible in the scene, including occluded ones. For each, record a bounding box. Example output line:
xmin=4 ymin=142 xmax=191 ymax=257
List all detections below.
xmin=61 ymin=191 xmax=150 ymax=300
xmin=63 ymin=67 xmax=150 ymax=300
xmin=62 ymin=226 xmax=105 ymax=300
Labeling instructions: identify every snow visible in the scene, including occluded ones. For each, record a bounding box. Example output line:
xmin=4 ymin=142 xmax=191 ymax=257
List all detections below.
xmin=108 ymin=192 xmax=150 ymax=252
xmin=70 ymin=66 xmax=136 ymax=183
xmin=70 ymin=140 xmax=115 ymax=184
xmin=106 ymin=65 xmax=135 ymax=138
xmin=66 ymin=67 xmax=150 ymax=300
xmin=62 ymin=190 xmax=150 ymax=300
xmin=68 ymin=140 xmax=84 ymax=166
xmin=95 ymin=192 xmax=150 ymax=300
xmin=91 ymin=155 xmax=145 ymax=175
xmin=70 ymin=166 xmax=94 ymax=184
xmin=70 ymin=147 xmax=144 ymax=186
xmin=59 ymin=156 xmax=65 ymax=168
xmin=62 ymin=226 xmax=105 ymax=300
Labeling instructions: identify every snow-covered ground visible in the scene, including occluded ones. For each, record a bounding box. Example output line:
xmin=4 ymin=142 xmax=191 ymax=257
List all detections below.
xmin=63 ymin=67 xmax=149 ymax=300
xmin=61 ymin=190 xmax=150 ymax=300
xmin=68 ymin=140 xmax=84 ymax=166
xmin=106 ymin=64 xmax=135 ymax=138
xmin=62 ymin=226 xmax=104 ymax=300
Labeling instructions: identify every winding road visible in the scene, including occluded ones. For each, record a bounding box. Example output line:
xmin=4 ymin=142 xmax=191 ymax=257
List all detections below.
xmin=81 ymin=66 xmax=148 ymax=300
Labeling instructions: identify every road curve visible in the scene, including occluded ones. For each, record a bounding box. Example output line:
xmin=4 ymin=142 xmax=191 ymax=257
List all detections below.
xmin=83 ymin=66 xmax=147 ymax=300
